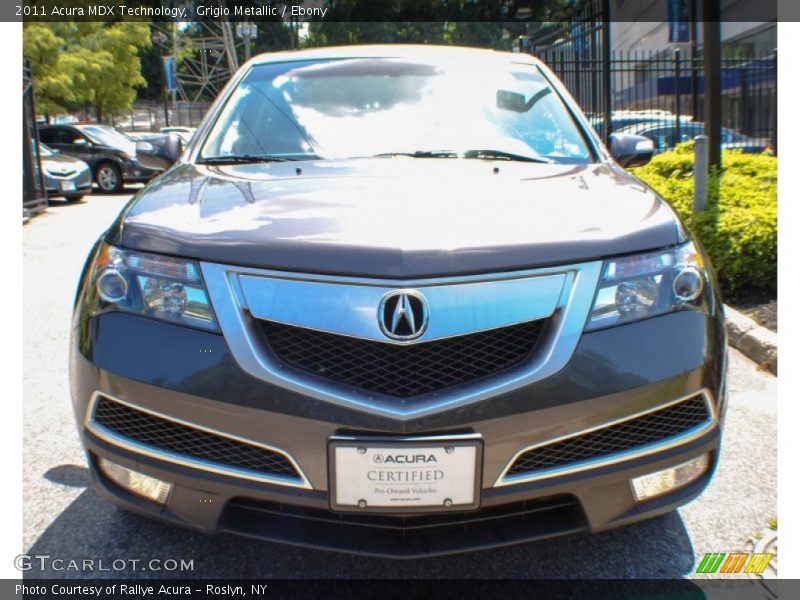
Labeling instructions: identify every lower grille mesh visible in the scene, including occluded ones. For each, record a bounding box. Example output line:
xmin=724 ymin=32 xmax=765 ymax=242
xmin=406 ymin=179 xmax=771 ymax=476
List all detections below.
xmin=92 ymin=397 xmax=301 ymax=480
xmin=222 ymin=495 xmax=586 ymax=557
xmin=260 ymin=319 xmax=544 ymax=398
xmin=506 ymin=394 xmax=711 ymax=477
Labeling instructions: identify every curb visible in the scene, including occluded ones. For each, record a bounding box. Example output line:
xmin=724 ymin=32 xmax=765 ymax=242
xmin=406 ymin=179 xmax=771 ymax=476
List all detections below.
xmin=724 ymin=304 xmax=777 ymax=375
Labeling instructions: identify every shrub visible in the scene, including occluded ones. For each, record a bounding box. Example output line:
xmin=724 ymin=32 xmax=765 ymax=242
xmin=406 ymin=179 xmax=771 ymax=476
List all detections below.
xmin=631 ymin=143 xmax=777 ymax=291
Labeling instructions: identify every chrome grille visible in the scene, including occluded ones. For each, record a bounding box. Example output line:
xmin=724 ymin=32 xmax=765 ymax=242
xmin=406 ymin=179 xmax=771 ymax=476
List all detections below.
xmin=505 ymin=395 xmax=711 ymax=477
xmin=92 ymin=396 xmax=301 ymax=480
xmin=260 ymin=319 xmax=545 ymax=398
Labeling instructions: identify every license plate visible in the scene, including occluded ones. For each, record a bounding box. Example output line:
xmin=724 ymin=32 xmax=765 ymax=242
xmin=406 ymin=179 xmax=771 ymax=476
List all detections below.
xmin=329 ymin=437 xmax=482 ymax=513
xmin=60 ymin=181 xmax=77 ymax=192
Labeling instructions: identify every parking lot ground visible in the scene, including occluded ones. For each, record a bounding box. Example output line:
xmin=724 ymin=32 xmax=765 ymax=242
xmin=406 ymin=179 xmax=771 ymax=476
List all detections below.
xmin=22 ymin=193 xmax=777 ymax=579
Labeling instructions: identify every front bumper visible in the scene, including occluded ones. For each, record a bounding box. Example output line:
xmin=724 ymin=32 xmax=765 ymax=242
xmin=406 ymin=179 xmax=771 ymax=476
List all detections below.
xmin=70 ymin=305 xmax=727 ymax=557
xmin=44 ymin=170 xmax=92 ymax=198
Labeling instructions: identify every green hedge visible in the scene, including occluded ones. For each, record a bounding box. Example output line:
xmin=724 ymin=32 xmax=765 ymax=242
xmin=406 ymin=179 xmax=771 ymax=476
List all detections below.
xmin=631 ymin=142 xmax=777 ymax=291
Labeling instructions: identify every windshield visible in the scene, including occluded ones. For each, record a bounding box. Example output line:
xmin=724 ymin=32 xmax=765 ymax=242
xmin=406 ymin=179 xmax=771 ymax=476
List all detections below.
xmin=80 ymin=125 xmax=134 ymax=148
xmin=200 ymin=57 xmax=593 ymax=163
xmin=34 ymin=141 xmax=54 ymax=157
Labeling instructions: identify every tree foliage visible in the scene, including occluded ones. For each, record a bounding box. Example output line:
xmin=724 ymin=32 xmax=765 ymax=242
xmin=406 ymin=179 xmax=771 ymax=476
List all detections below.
xmin=23 ymin=22 xmax=151 ymax=118
xmin=633 ymin=143 xmax=777 ymax=292
xmin=302 ymin=0 xmax=590 ymax=48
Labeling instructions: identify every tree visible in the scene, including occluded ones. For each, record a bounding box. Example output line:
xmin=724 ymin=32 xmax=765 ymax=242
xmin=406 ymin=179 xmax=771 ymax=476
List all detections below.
xmin=23 ymin=22 xmax=152 ymax=120
xmin=22 ymin=23 xmax=77 ymax=115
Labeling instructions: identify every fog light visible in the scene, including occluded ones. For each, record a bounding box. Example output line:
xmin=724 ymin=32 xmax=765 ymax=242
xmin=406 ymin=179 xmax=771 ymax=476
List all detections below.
xmin=98 ymin=458 xmax=172 ymax=505
xmin=631 ymin=454 xmax=709 ymax=502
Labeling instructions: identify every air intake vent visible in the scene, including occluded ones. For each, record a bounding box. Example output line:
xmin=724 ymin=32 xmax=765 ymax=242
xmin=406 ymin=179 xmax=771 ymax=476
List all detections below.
xmin=505 ymin=394 xmax=712 ymax=478
xmin=92 ymin=396 xmax=302 ymax=482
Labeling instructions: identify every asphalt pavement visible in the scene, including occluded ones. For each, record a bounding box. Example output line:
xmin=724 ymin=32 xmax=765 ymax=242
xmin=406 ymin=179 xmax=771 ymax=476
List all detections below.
xmin=22 ymin=191 xmax=777 ymax=579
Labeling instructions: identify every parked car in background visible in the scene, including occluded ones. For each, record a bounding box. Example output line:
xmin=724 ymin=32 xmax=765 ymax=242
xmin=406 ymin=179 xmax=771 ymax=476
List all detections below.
xmin=38 ymin=124 xmax=165 ymax=192
xmin=160 ymin=126 xmax=197 ymax=145
xmin=70 ymin=45 xmax=726 ymax=558
xmin=119 ymin=128 xmax=185 ymax=168
xmin=37 ymin=141 xmax=92 ymax=202
xmin=590 ymin=110 xmax=694 ymax=137
xmin=617 ymin=121 xmax=774 ymax=154
xmin=49 ymin=114 xmax=80 ymax=125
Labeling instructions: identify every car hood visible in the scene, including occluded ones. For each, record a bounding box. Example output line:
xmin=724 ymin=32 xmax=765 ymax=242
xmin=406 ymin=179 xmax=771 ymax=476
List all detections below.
xmin=114 ymin=159 xmax=684 ymax=278
xmin=42 ymin=153 xmax=87 ymax=173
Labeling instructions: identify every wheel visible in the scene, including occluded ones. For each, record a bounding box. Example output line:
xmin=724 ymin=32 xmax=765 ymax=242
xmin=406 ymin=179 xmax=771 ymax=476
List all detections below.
xmin=95 ymin=163 xmax=122 ymax=193
xmin=62 ymin=195 xmax=84 ymax=202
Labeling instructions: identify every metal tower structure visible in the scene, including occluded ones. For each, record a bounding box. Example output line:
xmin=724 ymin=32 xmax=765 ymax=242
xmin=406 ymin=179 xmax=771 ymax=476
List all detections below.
xmin=152 ymin=1 xmax=242 ymax=105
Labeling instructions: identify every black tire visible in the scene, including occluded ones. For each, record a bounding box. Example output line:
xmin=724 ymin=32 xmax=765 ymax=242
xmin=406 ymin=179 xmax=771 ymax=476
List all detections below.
xmin=95 ymin=162 xmax=123 ymax=193
xmin=62 ymin=194 xmax=84 ymax=202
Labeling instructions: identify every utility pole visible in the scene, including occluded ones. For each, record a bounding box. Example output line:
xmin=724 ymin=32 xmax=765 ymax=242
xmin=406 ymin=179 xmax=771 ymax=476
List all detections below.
xmin=172 ymin=21 xmax=179 ymax=122
xmin=702 ymin=0 xmax=721 ymax=169
xmin=601 ymin=0 xmax=612 ymax=143
xmin=689 ymin=0 xmax=699 ymax=120
xmin=236 ymin=23 xmax=258 ymax=62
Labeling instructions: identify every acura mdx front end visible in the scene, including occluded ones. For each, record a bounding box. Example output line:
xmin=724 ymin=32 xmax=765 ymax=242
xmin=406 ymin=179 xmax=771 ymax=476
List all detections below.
xmin=70 ymin=45 xmax=727 ymax=558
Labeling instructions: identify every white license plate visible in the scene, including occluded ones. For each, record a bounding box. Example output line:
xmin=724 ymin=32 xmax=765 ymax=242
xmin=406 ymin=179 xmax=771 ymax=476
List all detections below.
xmin=60 ymin=181 xmax=77 ymax=192
xmin=331 ymin=440 xmax=481 ymax=512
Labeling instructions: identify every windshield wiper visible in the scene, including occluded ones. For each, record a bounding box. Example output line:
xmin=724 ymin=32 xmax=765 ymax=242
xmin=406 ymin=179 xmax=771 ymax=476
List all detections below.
xmin=369 ymin=149 xmax=551 ymax=163
xmin=370 ymin=150 xmax=459 ymax=159
xmin=462 ymin=149 xmax=552 ymax=163
xmin=197 ymin=154 xmax=307 ymax=165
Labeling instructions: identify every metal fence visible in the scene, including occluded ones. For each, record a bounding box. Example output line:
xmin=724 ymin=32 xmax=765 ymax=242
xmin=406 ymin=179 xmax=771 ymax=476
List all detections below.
xmin=112 ymin=100 xmax=212 ymax=132
xmin=23 ymin=59 xmax=47 ymax=216
xmin=531 ymin=45 xmax=777 ymax=153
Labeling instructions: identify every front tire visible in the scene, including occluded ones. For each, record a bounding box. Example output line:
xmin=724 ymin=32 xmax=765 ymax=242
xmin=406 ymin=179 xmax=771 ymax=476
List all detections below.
xmin=95 ymin=163 xmax=122 ymax=193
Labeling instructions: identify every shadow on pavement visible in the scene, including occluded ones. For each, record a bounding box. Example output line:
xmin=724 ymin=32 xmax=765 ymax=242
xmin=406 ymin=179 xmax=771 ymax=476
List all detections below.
xmin=44 ymin=465 xmax=92 ymax=488
xmin=25 ymin=465 xmax=698 ymax=580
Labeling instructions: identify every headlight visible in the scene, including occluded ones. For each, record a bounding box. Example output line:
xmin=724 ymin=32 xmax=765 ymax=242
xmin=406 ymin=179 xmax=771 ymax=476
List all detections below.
xmin=86 ymin=243 xmax=218 ymax=331
xmin=585 ymin=241 xmax=711 ymax=331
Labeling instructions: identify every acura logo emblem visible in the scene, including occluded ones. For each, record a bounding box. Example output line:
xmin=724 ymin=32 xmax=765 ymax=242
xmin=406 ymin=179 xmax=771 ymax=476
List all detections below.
xmin=379 ymin=290 xmax=429 ymax=341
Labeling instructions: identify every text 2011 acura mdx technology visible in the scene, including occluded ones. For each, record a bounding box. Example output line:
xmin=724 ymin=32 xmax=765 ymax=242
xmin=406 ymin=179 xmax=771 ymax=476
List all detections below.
xmin=70 ymin=46 xmax=727 ymax=557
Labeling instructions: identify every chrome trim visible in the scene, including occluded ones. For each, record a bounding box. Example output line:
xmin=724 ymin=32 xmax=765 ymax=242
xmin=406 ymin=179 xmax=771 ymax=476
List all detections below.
xmin=201 ymin=261 xmax=603 ymax=419
xmin=329 ymin=432 xmax=484 ymax=444
xmin=494 ymin=389 xmax=717 ymax=487
xmin=84 ymin=391 xmax=312 ymax=490
xmin=235 ymin=270 xmax=567 ymax=344
xmin=378 ymin=289 xmax=429 ymax=341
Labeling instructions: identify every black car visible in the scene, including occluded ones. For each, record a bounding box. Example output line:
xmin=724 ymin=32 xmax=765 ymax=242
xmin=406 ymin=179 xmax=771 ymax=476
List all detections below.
xmin=70 ymin=46 xmax=726 ymax=558
xmin=38 ymin=124 xmax=165 ymax=193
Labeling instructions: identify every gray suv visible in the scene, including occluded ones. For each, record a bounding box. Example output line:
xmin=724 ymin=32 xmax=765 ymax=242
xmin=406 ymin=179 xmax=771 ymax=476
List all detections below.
xmin=70 ymin=45 xmax=727 ymax=558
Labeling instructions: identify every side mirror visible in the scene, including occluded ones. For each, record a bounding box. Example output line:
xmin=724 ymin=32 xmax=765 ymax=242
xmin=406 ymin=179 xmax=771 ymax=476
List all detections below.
xmin=608 ymin=133 xmax=654 ymax=167
xmin=136 ymin=141 xmax=155 ymax=153
xmin=73 ymin=138 xmax=89 ymax=146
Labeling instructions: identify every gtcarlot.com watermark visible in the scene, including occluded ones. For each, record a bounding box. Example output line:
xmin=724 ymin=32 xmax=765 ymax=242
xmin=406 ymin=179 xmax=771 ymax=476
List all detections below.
xmin=15 ymin=554 xmax=194 ymax=573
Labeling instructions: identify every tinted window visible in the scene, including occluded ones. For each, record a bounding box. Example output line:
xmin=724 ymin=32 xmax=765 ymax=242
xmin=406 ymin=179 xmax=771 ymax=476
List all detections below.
xmin=61 ymin=129 xmax=87 ymax=145
xmin=38 ymin=128 xmax=61 ymax=144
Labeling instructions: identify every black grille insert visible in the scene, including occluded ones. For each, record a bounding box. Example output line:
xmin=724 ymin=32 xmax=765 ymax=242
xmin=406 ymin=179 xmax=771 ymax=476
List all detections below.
xmin=92 ymin=397 xmax=301 ymax=480
xmin=506 ymin=394 xmax=711 ymax=477
xmin=222 ymin=495 xmax=585 ymax=557
xmin=260 ymin=319 xmax=544 ymax=398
